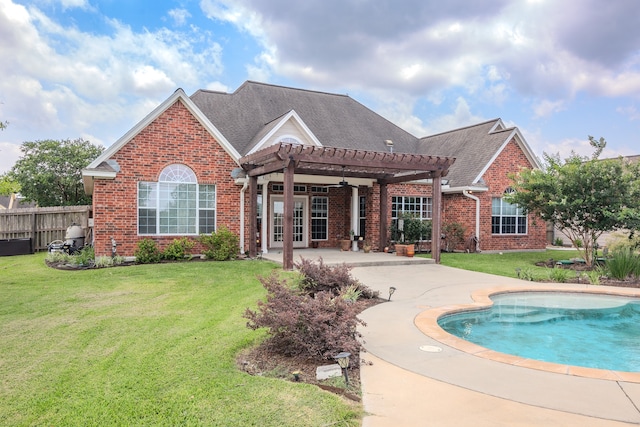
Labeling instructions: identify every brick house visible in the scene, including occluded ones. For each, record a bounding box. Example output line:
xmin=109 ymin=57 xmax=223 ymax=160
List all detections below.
xmin=82 ymin=81 xmax=545 ymax=266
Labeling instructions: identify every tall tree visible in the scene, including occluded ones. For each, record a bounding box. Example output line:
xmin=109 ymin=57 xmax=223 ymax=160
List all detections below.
xmin=7 ymin=138 xmax=104 ymax=207
xmin=508 ymin=137 xmax=640 ymax=267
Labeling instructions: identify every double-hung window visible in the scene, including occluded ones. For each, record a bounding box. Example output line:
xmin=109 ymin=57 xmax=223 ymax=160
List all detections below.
xmin=138 ymin=164 xmax=216 ymax=235
xmin=491 ymin=188 xmax=527 ymax=234
xmin=311 ymin=196 xmax=328 ymax=240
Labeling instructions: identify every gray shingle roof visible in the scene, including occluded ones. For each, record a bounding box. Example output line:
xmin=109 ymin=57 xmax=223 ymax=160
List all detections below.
xmin=190 ymin=81 xmax=419 ymax=155
xmin=418 ymin=119 xmax=513 ymax=188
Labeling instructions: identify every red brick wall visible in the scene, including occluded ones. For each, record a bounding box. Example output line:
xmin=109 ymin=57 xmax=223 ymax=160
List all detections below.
xmin=469 ymin=138 xmax=546 ymax=251
xmin=92 ymin=99 xmax=241 ymax=256
xmin=93 ymin=103 xmax=545 ymax=256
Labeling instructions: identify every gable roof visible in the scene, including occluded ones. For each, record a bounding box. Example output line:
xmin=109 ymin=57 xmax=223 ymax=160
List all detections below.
xmin=83 ymin=88 xmax=241 ymax=194
xmin=190 ymin=81 xmax=419 ymax=156
xmin=418 ymin=119 xmax=540 ymax=189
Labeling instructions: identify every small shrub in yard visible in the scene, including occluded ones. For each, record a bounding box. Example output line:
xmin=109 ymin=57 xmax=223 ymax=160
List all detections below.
xmin=135 ymin=238 xmax=162 ymax=264
xmin=295 ymin=257 xmax=378 ymax=299
xmin=553 ymin=237 xmax=564 ymax=247
xmin=548 ymin=266 xmax=572 ymax=283
xmin=244 ymin=272 xmax=366 ymax=365
xmin=46 ymin=251 xmax=71 ymax=264
xmin=163 ymin=237 xmax=195 ymax=261
xmin=73 ymin=246 xmax=95 ymax=267
xmin=584 ymin=269 xmax=602 ymax=285
xmin=200 ymin=226 xmax=239 ymax=261
xmin=519 ymin=267 xmax=538 ymax=281
xmin=606 ymin=249 xmax=640 ymax=280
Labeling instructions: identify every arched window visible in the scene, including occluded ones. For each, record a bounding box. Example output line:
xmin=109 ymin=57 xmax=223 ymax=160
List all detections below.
xmin=138 ymin=164 xmax=216 ymax=235
xmin=279 ymin=136 xmax=302 ymax=145
xmin=491 ymin=188 xmax=527 ymax=235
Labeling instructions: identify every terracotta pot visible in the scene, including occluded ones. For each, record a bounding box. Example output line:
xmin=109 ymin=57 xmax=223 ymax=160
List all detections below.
xmin=406 ymin=244 xmax=415 ymax=257
xmin=340 ymin=239 xmax=351 ymax=251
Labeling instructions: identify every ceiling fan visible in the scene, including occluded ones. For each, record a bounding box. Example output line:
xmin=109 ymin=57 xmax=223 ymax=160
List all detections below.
xmin=327 ymin=166 xmax=357 ymax=188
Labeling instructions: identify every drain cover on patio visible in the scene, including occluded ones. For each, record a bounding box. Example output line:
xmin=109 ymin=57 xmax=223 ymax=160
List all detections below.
xmin=419 ymin=345 xmax=443 ymax=353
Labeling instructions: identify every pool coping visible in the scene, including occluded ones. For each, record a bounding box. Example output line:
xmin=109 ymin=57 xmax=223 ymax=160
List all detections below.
xmin=415 ymin=285 xmax=640 ymax=384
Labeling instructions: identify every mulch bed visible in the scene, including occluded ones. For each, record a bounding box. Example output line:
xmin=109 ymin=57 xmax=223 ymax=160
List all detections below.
xmin=536 ymin=258 xmax=640 ymax=288
xmin=236 ymin=297 xmax=383 ymax=401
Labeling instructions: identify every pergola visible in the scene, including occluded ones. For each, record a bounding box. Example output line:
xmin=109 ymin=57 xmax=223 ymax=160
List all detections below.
xmin=239 ymin=143 xmax=456 ymax=270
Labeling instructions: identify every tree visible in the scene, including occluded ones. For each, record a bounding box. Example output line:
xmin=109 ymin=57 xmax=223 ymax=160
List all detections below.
xmin=7 ymin=138 xmax=104 ymax=206
xmin=508 ymin=137 xmax=640 ymax=267
xmin=0 ymin=174 xmax=20 ymax=196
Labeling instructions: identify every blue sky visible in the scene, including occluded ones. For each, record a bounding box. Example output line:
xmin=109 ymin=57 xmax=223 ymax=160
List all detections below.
xmin=1 ymin=0 xmax=640 ymax=174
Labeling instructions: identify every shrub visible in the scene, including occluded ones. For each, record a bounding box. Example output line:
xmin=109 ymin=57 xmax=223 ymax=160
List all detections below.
xmin=73 ymin=246 xmax=95 ymax=267
xmin=46 ymin=251 xmax=71 ymax=264
xmin=294 ymin=257 xmax=378 ymax=299
xmin=548 ymin=266 xmax=572 ymax=283
xmin=519 ymin=267 xmax=538 ymax=281
xmin=163 ymin=237 xmax=195 ymax=261
xmin=584 ymin=269 xmax=602 ymax=285
xmin=244 ymin=271 xmax=366 ymax=365
xmin=606 ymin=248 xmax=640 ymax=280
xmin=553 ymin=237 xmax=564 ymax=247
xmin=442 ymin=222 xmax=467 ymax=252
xmin=134 ymin=238 xmax=162 ymax=264
xmin=574 ymin=238 xmax=583 ymax=249
xmin=606 ymin=231 xmax=640 ymax=253
xmin=200 ymin=226 xmax=239 ymax=261
xmin=94 ymin=256 xmax=114 ymax=268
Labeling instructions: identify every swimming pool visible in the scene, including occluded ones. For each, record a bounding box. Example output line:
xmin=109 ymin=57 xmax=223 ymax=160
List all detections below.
xmin=438 ymin=292 xmax=640 ymax=372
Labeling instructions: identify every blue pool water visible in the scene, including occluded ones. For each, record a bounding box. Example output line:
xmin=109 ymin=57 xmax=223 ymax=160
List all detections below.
xmin=438 ymin=292 xmax=640 ymax=372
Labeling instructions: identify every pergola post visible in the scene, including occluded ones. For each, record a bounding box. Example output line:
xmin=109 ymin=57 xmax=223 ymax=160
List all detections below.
xmin=431 ymin=173 xmax=443 ymax=263
xmin=283 ymin=157 xmax=295 ymax=270
xmin=379 ymin=183 xmax=388 ymax=250
xmin=248 ymin=175 xmax=258 ymax=258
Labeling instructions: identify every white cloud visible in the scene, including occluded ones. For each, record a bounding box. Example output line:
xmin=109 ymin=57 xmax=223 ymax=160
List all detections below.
xmin=533 ymin=99 xmax=567 ymax=118
xmin=423 ymin=97 xmax=486 ymax=135
xmin=168 ymin=8 xmax=191 ymax=26
xmin=0 ymin=141 xmax=21 ymax=174
xmin=0 ymin=0 xmax=226 ymax=173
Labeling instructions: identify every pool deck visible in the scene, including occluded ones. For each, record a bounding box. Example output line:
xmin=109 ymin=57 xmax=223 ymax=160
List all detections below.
xmin=262 ymin=249 xmax=640 ymax=426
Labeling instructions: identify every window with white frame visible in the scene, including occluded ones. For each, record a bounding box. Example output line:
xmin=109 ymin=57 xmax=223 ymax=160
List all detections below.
xmin=491 ymin=188 xmax=527 ymax=234
xmin=391 ymin=196 xmax=432 ymax=221
xmin=311 ymin=196 xmax=328 ymax=240
xmin=138 ymin=164 xmax=216 ymax=235
xmin=391 ymin=196 xmax=432 ymax=241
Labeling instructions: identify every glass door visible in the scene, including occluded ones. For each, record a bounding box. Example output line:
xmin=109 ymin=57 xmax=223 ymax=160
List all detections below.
xmin=270 ymin=196 xmax=307 ymax=248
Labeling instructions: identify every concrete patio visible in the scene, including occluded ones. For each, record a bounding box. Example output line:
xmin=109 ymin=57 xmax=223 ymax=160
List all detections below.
xmin=262 ymin=248 xmax=640 ymax=426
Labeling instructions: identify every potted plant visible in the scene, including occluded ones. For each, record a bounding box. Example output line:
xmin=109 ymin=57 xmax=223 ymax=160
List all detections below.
xmin=393 ymin=213 xmax=431 ymax=257
xmin=339 ymin=234 xmax=351 ymax=251
xmin=363 ymin=240 xmax=372 ymax=253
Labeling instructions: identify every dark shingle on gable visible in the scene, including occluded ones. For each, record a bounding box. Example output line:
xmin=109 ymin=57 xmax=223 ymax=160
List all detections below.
xmin=418 ymin=119 xmax=511 ymax=188
xmin=190 ymin=81 xmax=419 ymax=155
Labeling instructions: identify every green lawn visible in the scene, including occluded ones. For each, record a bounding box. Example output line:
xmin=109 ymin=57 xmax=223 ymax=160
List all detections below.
xmin=436 ymin=249 xmax=584 ymax=279
xmin=0 ymin=253 xmax=361 ymax=427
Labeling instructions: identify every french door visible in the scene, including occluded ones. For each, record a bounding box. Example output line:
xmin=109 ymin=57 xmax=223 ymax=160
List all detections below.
xmin=270 ymin=196 xmax=307 ymax=248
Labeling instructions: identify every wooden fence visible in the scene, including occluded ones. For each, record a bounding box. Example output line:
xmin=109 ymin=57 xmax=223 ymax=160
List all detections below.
xmin=0 ymin=206 xmax=91 ymax=251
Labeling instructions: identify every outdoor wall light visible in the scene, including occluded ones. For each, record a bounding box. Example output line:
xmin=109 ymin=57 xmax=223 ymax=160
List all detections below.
xmin=333 ymin=352 xmax=351 ymax=386
xmin=388 ymin=286 xmax=396 ymax=301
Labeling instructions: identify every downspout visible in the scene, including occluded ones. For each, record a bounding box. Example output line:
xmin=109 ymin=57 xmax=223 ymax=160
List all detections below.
xmin=239 ymin=180 xmax=249 ymax=254
xmin=463 ymin=189 xmax=480 ymax=252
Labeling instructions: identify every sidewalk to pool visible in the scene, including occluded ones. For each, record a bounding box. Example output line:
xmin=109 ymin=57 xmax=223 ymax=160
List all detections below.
xmin=261 ymin=249 xmax=640 ymax=426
